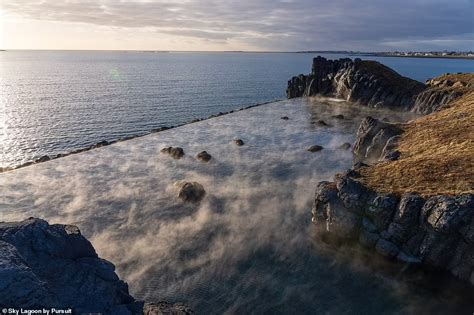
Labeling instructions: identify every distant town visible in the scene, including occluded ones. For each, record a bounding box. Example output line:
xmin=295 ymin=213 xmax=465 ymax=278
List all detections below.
xmin=373 ymin=51 xmax=474 ymax=59
xmin=294 ymin=50 xmax=474 ymax=59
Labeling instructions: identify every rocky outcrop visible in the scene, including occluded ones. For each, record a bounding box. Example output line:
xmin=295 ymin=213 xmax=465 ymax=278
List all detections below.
xmin=312 ymin=169 xmax=474 ymax=285
xmin=352 ymin=117 xmax=403 ymax=163
xmin=0 ymin=218 xmax=143 ymax=313
xmin=287 ymin=56 xmax=426 ymax=110
xmin=287 ymin=57 xmax=473 ymax=114
xmin=412 ymin=76 xmax=471 ymax=114
xmin=0 ymin=218 xmax=193 ymax=314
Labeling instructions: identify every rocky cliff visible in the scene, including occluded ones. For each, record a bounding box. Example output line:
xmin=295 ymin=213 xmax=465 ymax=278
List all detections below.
xmin=287 ymin=56 xmax=473 ymax=114
xmin=0 ymin=218 xmax=192 ymax=314
xmin=311 ymin=91 xmax=474 ymax=285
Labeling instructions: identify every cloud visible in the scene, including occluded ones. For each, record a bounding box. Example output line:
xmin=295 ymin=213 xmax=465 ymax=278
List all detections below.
xmin=2 ymin=0 xmax=473 ymax=50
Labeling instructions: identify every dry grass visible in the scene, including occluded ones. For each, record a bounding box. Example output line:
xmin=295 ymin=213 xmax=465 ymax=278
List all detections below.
xmin=360 ymin=90 xmax=474 ymax=197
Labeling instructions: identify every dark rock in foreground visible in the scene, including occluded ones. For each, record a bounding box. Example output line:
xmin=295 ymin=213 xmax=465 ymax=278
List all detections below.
xmin=0 ymin=218 xmax=143 ymax=313
xmin=161 ymin=147 xmax=185 ymax=159
xmin=196 ymin=151 xmax=212 ymax=162
xmin=177 ymin=181 xmax=206 ymax=203
xmin=0 ymin=218 xmax=193 ymax=314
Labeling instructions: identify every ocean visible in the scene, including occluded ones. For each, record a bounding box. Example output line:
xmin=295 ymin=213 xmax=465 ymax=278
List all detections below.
xmin=1 ymin=50 xmax=473 ymax=168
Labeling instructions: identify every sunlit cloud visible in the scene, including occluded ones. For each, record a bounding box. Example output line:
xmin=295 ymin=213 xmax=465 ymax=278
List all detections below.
xmin=1 ymin=0 xmax=473 ymax=50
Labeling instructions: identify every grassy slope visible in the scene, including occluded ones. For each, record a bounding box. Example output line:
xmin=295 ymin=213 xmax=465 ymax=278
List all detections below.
xmin=359 ymin=86 xmax=474 ymax=197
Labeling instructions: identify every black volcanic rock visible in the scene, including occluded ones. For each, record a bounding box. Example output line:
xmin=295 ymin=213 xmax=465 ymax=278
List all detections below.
xmin=287 ymin=56 xmax=425 ymax=110
xmin=0 ymin=218 xmax=143 ymax=313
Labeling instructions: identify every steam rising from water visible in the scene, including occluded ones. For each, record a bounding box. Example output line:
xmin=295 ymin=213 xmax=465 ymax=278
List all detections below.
xmin=1 ymin=99 xmax=466 ymax=313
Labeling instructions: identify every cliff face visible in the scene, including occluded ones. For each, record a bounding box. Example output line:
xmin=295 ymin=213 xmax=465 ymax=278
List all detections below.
xmin=311 ymin=92 xmax=474 ymax=285
xmin=0 ymin=218 xmax=192 ymax=314
xmin=287 ymin=56 xmax=473 ymax=114
xmin=287 ymin=56 xmax=425 ymax=109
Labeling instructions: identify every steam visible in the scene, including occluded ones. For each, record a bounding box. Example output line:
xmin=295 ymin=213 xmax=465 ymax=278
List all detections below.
xmin=1 ymin=98 xmax=457 ymax=313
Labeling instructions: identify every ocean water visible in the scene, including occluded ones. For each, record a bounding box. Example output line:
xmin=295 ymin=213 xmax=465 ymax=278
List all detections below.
xmin=1 ymin=50 xmax=473 ymax=168
xmin=0 ymin=99 xmax=470 ymax=314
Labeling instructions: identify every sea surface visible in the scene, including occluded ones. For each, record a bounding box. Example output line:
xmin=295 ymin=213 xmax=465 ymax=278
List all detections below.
xmin=1 ymin=50 xmax=473 ymax=168
xmin=0 ymin=99 xmax=470 ymax=314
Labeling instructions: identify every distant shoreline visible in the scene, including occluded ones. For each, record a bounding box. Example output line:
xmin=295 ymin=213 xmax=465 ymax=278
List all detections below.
xmin=2 ymin=49 xmax=473 ymax=60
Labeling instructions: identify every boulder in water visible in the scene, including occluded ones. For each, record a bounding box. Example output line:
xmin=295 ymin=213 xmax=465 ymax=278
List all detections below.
xmin=196 ymin=151 xmax=212 ymax=162
xmin=234 ymin=139 xmax=245 ymax=146
xmin=307 ymin=145 xmax=324 ymax=152
xmin=161 ymin=147 xmax=185 ymax=159
xmin=176 ymin=181 xmax=206 ymax=203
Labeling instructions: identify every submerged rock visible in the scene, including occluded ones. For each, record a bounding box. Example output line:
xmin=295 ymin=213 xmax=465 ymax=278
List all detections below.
xmin=161 ymin=147 xmax=185 ymax=159
xmin=281 ymin=116 xmax=289 ymax=120
xmin=196 ymin=151 xmax=212 ymax=162
xmin=307 ymin=145 xmax=324 ymax=152
xmin=234 ymin=139 xmax=245 ymax=146
xmin=332 ymin=114 xmax=345 ymax=119
xmin=316 ymin=120 xmax=330 ymax=127
xmin=176 ymin=181 xmax=206 ymax=203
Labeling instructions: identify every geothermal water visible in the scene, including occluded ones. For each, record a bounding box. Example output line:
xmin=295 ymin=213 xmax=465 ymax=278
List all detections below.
xmin=0 ymin=98 xmax=470 ymax=314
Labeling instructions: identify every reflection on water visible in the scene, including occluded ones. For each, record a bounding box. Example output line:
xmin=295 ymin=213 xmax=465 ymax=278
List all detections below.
xmin=0 ymin=99 xmax=468 ymax=314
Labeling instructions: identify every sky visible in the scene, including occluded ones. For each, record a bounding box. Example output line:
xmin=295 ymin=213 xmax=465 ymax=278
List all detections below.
xmin=1 ymin=0 xmax=473 ymax=51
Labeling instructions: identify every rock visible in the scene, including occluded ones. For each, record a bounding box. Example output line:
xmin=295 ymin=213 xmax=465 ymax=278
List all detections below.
xmin=281 ymin=116 xmax=289 ymax=120
xmin=161 ymin=147 xmax=185 ymax=159
xmin=196 ymin=151 xmax=212 ymax=162
xmin=234 ymin=139 xmax=244 ymax=146
xmin=94 ymin=140 xmax=109 ymax=148
xmin=307 ymin=145 xmax=323 ymax=152
xmin=382 ymin=150 xmax=401 ymax=161
xmin=312 ymin=182 xmax=360 ymax=239
xmin=35 ymin=155 xmax=50 ymax=163
xmin=340 ymin=143 xmax=352 ymax=150
xmin=332 ymin=114 xmax=345 ymax=119
xmin=375 ymin=239 xmax=400 ymax=258
xmin=359 ymin=230 xmax=380 ymax=249
xmin=316 ymin=120 xmax=330 ymax=127
xmin=352 ymin=116 xmax=402 ymax=163
xmin=0 ymin=218 xmax=143 ymax=314
xmin=287 ymin=56 xmax=426 ymax=111
xmin=144 ymin=302 xmax=194 ymax=315
xmin=311 ymin=168 xmax=474 ymax=284
xmin=176 ymin=182 xmax=206 ymax=203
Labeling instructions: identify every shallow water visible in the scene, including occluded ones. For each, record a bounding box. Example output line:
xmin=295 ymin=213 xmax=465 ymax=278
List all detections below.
xmin=0 ymin=98 xmax=470 ymax=314
xmin=1 ymin=50 xmax=473 ymax=168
